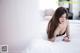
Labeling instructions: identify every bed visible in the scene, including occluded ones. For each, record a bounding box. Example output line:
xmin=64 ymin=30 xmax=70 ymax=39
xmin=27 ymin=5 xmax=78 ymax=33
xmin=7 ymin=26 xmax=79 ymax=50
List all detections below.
xmin=22 ymin=20 xmax=80 ymax=53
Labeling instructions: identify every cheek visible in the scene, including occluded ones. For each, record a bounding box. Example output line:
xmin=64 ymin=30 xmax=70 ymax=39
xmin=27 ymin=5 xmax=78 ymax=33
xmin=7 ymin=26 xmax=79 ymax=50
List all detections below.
xmin=59 ymin=18 xmax=62 ymax=21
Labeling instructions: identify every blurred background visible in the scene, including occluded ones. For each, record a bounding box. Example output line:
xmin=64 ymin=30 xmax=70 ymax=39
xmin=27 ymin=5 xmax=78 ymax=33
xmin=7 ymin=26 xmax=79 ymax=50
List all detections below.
xmin=0 ymin=0 xmax=80 ymax=53
xmin=40 ymin=0 xmax=80 ymax=20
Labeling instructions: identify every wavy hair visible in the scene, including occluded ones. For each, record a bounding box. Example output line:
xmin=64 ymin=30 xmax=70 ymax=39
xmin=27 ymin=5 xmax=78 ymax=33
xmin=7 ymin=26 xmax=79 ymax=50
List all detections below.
xmin=47 ymin=7 xmax=68 ymax=39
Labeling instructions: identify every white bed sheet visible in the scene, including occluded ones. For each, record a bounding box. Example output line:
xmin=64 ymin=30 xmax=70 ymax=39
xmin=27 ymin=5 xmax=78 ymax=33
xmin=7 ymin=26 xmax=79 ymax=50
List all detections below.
xmin=25 ymin=38 xmax=80 ymax=53
xmin=22 ymin=20 xmax=80 ymax=53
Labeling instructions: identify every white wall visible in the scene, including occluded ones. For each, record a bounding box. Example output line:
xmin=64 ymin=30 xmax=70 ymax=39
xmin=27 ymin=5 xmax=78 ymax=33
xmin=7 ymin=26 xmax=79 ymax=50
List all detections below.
xmin=0 ymin=0 xmax=42 ymax=53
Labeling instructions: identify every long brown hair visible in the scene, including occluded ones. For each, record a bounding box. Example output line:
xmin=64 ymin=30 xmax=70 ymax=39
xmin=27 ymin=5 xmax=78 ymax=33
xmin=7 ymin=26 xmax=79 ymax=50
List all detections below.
xmin=47 ymin=7 xmax=68 ymax=39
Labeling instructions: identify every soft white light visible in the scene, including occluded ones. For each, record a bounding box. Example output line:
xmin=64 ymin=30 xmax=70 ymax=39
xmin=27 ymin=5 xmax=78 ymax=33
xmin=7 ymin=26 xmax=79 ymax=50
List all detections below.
xmin=39 ymin=0 xmax=59 ymax=10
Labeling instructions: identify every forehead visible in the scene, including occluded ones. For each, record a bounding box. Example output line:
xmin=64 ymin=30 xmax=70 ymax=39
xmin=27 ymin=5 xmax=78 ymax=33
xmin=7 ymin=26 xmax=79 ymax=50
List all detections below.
xmin=61 ymin=13 xmax=66 ymax=17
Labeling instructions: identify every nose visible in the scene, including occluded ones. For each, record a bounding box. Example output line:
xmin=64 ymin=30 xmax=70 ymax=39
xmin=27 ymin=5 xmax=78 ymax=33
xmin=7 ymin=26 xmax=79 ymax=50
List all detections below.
xmin=63 ymin=17 xmax=66 ymax=20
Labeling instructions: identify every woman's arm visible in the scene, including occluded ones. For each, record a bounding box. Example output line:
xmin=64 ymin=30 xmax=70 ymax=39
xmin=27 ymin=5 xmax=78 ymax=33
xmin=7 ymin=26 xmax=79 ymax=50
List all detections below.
xmin=66 ymin=21 xmax=70 ymax=37
xmin=66 ymin=24 xmax=70 ymax=37
xmin=63 ymin=21 xmax=70 ymax=42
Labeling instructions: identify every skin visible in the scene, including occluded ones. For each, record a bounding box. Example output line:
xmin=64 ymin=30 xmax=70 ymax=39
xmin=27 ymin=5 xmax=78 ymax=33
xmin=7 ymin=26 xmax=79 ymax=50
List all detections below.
xmin=50 ymin=13 xmax=70 ymax=42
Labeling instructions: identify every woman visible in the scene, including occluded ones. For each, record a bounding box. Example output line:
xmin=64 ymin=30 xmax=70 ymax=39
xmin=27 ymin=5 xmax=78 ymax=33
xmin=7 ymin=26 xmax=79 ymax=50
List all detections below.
xmin=47 ymin=7 xmax=70 ymax=42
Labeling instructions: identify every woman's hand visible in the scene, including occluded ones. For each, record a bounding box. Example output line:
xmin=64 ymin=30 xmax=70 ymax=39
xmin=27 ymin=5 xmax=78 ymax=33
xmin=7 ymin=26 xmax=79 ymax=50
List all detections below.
xmin=62 ymin=36 xmax=70 ymax=42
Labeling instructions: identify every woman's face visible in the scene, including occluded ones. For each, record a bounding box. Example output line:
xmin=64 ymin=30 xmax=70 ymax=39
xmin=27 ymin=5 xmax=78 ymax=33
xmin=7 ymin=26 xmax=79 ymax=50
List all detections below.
xmin=59 ymin=13 xmax=67 ymax=23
